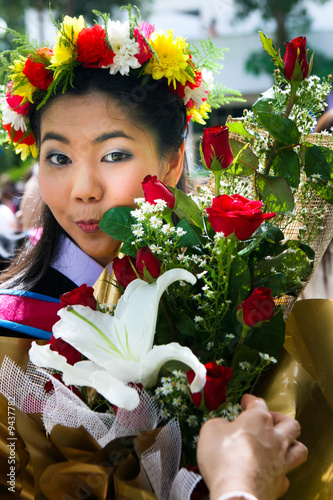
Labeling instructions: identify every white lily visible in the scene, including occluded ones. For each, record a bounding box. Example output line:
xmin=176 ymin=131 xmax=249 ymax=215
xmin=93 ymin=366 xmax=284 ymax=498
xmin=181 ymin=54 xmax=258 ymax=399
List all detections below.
xmin=29 ymin=269 xmax=206 ymax=411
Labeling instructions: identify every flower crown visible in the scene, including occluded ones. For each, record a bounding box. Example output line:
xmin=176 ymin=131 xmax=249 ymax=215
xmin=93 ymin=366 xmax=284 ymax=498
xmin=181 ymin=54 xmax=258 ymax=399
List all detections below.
xmin=0 ymin=7 xmax=238 ymax=160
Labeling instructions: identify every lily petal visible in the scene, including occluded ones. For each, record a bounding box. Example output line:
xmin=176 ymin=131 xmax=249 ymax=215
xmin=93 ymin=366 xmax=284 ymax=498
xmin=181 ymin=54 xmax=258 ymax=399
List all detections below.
xmin=141 ymin=342 xmax=207 ymax=392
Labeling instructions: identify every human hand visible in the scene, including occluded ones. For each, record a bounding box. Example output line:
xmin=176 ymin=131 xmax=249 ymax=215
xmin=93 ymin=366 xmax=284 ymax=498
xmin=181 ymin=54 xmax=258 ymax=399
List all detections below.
xmin=196 ymin=394 xmax=308 ymax=500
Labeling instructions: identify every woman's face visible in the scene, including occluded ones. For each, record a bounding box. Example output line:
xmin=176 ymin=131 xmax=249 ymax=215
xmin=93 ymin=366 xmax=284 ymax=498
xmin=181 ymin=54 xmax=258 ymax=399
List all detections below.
xmin=38 ymin=93 xmax=184 ymax=266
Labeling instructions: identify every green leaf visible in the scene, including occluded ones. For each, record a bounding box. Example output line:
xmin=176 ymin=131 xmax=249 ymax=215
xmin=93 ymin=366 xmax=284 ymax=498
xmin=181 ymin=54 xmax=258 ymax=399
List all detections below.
xmin=245 ymin=309 xmax=285 ymax=359
xmin=120 ymin=236 xmax=138 ymax=257
xmin=257 ymin=174 xmax=294 ymax=214
xmin=256 ymin=112 xmax=301 ymax=145
xmin=309 ymin=181 xmax=333 ymax=204
xmin=227 ymin=121 xmax=253 ymax=140
xmin=238 ymin=223 xmax=284 ymax=259
xmin=252 ymin=96 xmax=278 ymax=116
xmin=253 ymin=243 xmax=314 ymax=296
xmin=304 ymin=145 xmax=333 ymax=181
xmin=170 ymin=188 xmax=204 ymax=229
xmin=229 ymin=254 xmax=251 ymax=305
xmin=228 ymin=142 xmax=259 ymax=176
xmin=259 ymin=32 xmax=284 ymax=70
xmin=99 ymin=206 xmax=135 ymax=241
xmin=175 ymin=219 xmax=204 ymax=247
xmin=271 ymin=148 xmax=300 ymax=188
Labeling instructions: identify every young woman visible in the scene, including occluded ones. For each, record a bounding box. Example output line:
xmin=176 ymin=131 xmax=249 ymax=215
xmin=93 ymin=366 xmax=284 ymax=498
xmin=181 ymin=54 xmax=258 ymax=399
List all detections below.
xmin=0 ymin=11 xmax=213 ymax=338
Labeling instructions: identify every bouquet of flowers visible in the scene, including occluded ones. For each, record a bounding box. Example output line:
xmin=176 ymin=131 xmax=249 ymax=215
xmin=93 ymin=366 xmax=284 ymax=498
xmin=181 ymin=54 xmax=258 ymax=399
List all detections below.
xmin=1 ymin=32 xmax=333 ymax=500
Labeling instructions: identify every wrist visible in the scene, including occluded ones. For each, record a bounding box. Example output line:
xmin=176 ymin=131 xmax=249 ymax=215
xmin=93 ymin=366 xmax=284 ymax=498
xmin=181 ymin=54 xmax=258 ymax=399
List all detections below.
xmin=217 ymin=492 xmax=259 ymax=500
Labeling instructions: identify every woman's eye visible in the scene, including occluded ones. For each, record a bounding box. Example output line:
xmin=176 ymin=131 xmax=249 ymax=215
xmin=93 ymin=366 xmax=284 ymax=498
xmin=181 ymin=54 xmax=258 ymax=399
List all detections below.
xmin=47 ymin=153 xmax=71 ymax=166
xmin=103 ymin=152 xmax=130 ymax=162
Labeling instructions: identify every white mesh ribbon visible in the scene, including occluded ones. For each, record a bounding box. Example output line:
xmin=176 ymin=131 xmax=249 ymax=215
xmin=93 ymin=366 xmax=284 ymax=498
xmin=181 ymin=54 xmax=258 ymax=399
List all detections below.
xmin=0 ymin=356 xmax=204 ymax=499
xmin=0 ymin=356 xmax=160 ymax=447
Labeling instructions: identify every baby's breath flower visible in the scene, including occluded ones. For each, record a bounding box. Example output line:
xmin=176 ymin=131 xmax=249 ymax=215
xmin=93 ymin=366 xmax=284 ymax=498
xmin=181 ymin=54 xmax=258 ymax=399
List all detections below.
xmin=150 ymin=215 xmax=163 ymax=228
xmin=149 ymin=244 xmax=163 ymax=254
xmin=161 ymin=223 xmax=175 ymax=235
xmin=259 ymin=353 xmax=277 ymax=363
xmin=187 ymin=415 xmax=199 ymax=427
xmin=194 ymin=315 xmax=203 ymax=323
xmin=176 ymin=227 xmax=187 ymax=237
xmin=154 ymin=199 xmax=168 ymax=210
xmin=131 ymin=208 xmax=145 ymax=221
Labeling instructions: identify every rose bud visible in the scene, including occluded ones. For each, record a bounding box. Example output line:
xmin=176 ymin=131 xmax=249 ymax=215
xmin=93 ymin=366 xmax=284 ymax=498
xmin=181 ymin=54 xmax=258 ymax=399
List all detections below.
xmin=187 ymin=362 xmax=232 ymax=412
xmin=60 ymin=284 xmax=97 ymax=310
xmin=136 ymin=246 xmax=161 ymax=280
xmin=48 ymin=337 xmax=82 ymax=365
xmin=206 ymin=194 xmax=275 ymax=240
xmin=283 ymin=36 xmax=309 ymax=82
xmin=142 ymin=175 xmax=175 ymax=209
xmin=237 ymin=287 xmax=275 ymax=328
xmin=113 ymin=254 xmax=138 ymax=289
xmin=201 ymin=125 xmax=233 ymax=171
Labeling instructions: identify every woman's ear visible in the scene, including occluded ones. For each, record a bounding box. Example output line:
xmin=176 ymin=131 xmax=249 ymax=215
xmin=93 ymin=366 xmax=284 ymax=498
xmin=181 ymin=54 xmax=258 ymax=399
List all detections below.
xmin=162 ymin=141 xmax=186 ymax=187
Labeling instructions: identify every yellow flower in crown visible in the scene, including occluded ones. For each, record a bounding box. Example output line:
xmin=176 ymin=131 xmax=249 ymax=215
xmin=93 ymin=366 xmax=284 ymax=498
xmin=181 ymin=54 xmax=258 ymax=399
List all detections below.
xmin=9 ymin=57 xmax=36 ymax=103
xmin=51 ymin=15 xmax=85 ymax=69
xmin=144 ymin=29 xmax=194 ymax=89
xmin=14 ymin=142 xmax=38 ymax=161
xmin=187 ymin=101 xmax=211 ymax=125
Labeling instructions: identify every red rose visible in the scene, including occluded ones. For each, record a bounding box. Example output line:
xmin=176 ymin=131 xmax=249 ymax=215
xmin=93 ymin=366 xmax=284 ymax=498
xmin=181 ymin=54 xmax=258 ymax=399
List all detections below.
xmin=23 ymin=48 xmax=53 ymax=90
xmin=77 ymin=25 xmax=115 ymax=68
xmin=283 ymin=36 xmax=309 ymax=82
xmin=206 ymin=194 xmax=275 ymax=240
xmin=201 ymin=125 xmax=233 ymax=170
xmin=60 ymin=284 xmax=97 ymax=309
xmin=237 ymin=287 xmax=275 ymax=328
xmin=48 ymin=337 xmax=82 ymax=365
xmin=113 ymin=254 xmax=138 ymax=289
xmin=142 ymin=175 xmax=175 ymax=209
xmin=136 ymin=246 xmax=161 ymax=280
xmin=187 ymin=362 xmax=232 ymax=412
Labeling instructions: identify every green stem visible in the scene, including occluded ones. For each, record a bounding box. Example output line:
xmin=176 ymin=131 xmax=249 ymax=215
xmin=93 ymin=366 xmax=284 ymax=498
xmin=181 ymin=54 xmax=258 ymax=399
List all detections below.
xmin=214 ymin=171 xmax=222 ymax=197
xmin=160 ymin=296 xmax=177 ymax=342
xmin=234 ymin=324 xmax=251 ymax=355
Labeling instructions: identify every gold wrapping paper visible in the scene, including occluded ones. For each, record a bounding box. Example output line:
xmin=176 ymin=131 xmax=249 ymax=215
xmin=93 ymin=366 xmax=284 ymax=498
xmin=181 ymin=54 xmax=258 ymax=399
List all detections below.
xmin=259 ymin=299 xmax=333 ymax=499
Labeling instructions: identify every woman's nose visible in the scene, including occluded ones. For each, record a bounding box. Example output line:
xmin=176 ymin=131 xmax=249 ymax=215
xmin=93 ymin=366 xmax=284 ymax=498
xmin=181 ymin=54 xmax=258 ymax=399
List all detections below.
xmin=71 ymin=165 xmax=104 ymax=203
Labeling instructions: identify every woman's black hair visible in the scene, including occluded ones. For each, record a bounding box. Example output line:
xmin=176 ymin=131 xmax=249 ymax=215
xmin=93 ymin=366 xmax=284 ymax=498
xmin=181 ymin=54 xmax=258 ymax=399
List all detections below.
xmin=0 ymin=67 xmax=189 ymax=290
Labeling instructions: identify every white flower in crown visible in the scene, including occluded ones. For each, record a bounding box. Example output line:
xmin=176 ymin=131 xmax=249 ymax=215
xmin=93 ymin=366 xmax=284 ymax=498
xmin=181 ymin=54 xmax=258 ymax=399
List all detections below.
xmin=184 ymin=80 xmax=209 ymax=108
xmin=106 ymin=20 xmax=141 ymax=75
xmin=1 ymin=98 xmax=27 ymax=132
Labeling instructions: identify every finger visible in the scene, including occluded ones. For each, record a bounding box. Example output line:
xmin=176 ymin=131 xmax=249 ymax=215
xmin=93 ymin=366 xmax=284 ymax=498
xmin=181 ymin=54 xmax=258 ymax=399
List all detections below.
xmin=270 ymin=410 xmax=296 ymax=426
xmin=285 ymin=441 xmax=308 ymax=472
xmin=277 ymin=476 xmax=290 ymax=498
xmin=274 ymin=417 xmax=301 ymax=444
xmin=241 ymin=394 xmax=269 ymax=412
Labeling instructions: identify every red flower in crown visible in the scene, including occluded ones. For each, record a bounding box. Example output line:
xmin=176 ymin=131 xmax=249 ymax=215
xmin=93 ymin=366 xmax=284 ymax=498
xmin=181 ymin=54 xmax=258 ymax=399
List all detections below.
xmin=134 ymin=22 xmax=155 ymax=65
xmin=3 ymin=123 xmax=36 ymax=145
xmin=5 ymin=90 xmax=30 ymax=116
xmin=77 ymin=25 xmax=115 ymax=68
xmin=23 ymin=48 xmax=53 ymax=90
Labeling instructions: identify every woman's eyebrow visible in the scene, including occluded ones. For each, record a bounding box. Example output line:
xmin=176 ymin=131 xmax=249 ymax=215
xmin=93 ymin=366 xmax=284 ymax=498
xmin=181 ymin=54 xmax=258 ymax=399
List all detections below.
xmin=93 ymin=131 xmax=134 ymax=143
xmin=41 ymin=132 xmax=70 ymax=144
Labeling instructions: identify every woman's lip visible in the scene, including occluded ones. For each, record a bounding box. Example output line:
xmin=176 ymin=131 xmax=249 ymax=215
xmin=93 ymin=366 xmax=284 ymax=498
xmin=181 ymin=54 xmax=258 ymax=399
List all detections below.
xmin=75 ymin=220 xmax=101 ymax=233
